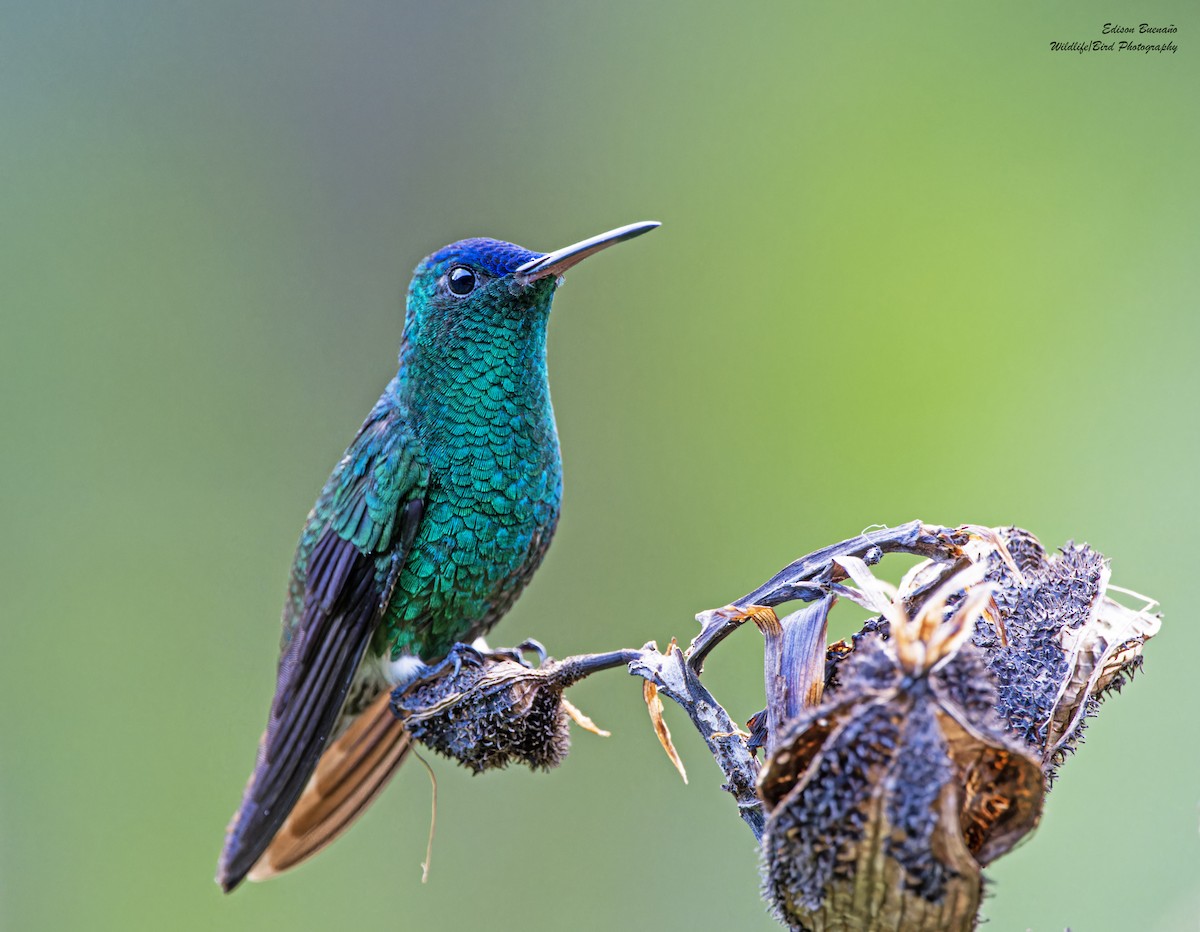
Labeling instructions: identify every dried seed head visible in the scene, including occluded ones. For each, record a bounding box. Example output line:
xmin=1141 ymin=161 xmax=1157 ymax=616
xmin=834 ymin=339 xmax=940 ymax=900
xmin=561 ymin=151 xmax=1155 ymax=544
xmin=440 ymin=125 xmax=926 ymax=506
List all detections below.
xmin=705 ymin=523 xmax=1156 ymax=929
xmin=391 ymin=652 xmax=573 ymax=773
xmin=760 ymin=633 xmax=1044 ymax=930
xmin=758 ymin=555 xmax=1046 ymax=930
xmin=911 ymin=529 xmax=1161 ymax=775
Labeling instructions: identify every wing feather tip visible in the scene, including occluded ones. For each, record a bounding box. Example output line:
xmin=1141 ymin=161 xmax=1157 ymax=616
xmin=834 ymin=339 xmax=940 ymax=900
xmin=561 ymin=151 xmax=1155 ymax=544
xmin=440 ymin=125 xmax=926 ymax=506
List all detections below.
xmin=215 ymin=855 xmax=248 ymax=894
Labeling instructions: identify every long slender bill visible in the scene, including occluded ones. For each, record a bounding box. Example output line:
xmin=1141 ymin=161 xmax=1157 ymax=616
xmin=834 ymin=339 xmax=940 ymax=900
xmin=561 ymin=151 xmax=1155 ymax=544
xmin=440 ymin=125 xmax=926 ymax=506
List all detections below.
xmin=514 ymin=220 xmax=660 ymax=284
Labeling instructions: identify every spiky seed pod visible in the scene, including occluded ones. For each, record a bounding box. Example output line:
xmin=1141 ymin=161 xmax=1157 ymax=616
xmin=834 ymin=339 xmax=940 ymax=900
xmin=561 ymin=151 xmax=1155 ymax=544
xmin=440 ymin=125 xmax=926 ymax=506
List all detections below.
xmin=391 ymin=651 xmax=573 ymax=773
xmin=753 ymin=526 xmax=1160 ymax=929
xmin=758 ymin=571 xmax=1044 ymax=932
xmin=898 ymin=529 xmax=1161 ymax=776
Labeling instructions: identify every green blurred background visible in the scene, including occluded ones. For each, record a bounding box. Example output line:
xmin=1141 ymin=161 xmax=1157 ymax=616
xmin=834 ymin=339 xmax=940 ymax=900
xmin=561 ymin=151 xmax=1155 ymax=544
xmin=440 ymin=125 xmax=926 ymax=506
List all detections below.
xmin=2 ymin=2 xmax=1196 ymax=929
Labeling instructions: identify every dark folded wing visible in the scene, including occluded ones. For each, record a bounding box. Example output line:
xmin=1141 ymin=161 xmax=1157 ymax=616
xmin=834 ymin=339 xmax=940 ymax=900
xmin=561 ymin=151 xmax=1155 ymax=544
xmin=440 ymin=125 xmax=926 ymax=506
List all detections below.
xmin=217 ymin=397 xmax=427 ymax=892
xmin=216 ymin=529 xmax=387 ymax=891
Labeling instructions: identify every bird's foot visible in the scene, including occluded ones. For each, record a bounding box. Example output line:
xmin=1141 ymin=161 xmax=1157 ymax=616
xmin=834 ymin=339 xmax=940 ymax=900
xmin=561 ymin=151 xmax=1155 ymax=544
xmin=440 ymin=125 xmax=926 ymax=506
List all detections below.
xmin=404 ymin=642 xmax=487 ymax=689
xmin=398 ymin=638 xmax=550 ymax=695
xmin=515 ymin=638 xmax=548 ymax=665
xmin=468 ymin=637 xmax=548 ymax=669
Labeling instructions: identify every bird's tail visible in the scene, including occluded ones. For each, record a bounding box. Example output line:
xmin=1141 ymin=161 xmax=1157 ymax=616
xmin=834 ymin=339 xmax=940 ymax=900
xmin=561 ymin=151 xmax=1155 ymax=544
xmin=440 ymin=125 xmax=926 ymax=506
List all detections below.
xmin=221 ymin=690 xmax=412 ymax=885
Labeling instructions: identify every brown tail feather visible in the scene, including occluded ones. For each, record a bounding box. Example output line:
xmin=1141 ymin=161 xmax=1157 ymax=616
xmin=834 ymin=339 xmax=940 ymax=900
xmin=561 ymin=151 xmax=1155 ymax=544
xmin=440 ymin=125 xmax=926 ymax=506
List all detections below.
xmin=247 ymin=690 xmax=413 ymax=881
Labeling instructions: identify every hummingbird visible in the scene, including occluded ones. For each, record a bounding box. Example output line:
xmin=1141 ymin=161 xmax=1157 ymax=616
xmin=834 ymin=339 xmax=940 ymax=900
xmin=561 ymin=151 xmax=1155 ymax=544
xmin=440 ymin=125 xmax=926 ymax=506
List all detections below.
xmin=217 ymin=221 xmax=659 ymax=892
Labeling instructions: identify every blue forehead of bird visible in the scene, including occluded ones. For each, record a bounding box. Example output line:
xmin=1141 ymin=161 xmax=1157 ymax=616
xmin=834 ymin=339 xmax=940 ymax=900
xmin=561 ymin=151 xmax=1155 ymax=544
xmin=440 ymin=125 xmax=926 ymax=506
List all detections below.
xmin=423 ymin=238 xmax=543 ymax=278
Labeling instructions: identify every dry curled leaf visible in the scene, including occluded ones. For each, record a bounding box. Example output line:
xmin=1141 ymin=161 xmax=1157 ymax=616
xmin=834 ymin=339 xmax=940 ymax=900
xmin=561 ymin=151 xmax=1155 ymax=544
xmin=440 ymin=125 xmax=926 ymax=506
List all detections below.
xmin=561 ymin=696 xmax=610 ymax=737
xmin=644 ymin=679 xmax=688 ymax=784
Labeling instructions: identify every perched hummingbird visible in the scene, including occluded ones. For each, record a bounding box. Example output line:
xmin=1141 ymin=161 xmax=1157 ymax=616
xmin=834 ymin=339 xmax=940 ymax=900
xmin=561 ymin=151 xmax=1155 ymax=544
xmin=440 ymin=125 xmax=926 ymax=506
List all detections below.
xmin=217 ymin=221 xmax=659 ymax=892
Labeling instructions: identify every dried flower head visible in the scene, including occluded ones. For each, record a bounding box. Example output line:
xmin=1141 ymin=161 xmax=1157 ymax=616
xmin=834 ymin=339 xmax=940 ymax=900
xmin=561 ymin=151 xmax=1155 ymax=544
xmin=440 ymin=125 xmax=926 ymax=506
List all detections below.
xmin=390 ymin=649 xmax=583 ymax=773
xmin=758 ymin=563 xmax=1044 ymax=931
xmin=899 ymin=528 xmax=1161 ymax=774
xmin=748 ymin=524 xmax=1159 ymax=930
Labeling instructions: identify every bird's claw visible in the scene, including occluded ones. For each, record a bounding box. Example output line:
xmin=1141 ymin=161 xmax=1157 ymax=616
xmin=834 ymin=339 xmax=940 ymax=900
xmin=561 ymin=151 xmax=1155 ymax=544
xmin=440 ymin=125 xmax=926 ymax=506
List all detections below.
xmin=406 ymin=639 xmax=549 ymax=692
xmin=514 ymin=638 xmax=548 ymax=666
xmin=466 ymin=636 xmax=548 ymax=669
xmin=408 ymin=642 xmax=486 ymax=688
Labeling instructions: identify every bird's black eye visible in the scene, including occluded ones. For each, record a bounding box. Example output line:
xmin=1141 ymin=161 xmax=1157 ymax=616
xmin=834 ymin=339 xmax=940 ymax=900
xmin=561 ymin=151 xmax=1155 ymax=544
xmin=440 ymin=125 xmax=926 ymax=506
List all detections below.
xmin=447 ymin=266 xmax=477 ymax=296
